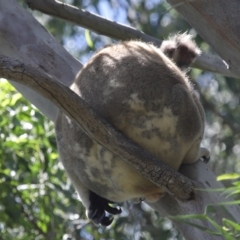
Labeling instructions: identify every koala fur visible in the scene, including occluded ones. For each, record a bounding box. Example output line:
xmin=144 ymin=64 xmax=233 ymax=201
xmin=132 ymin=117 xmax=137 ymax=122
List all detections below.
xmin=55 ymin=33 xmax=209 ymax=226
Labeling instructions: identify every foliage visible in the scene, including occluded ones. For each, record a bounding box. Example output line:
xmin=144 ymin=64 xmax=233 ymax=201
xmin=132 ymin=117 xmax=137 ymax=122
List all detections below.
xmin=0 ymin=80 xmax=80 ymax=239
xmin=170 ymin=201 xmax=240 ymax=239
xmin=0 ymin=80 xmax=176 ymax=239
xmin=169 ymin=174 xmax=240 ymax=239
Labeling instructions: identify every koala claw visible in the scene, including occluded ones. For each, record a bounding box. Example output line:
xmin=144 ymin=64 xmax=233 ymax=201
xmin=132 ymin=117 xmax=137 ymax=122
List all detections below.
xmin=88 ymin=191 xmax=122 ymax=226
xmin=200 ymin=155 xmax=210 ymax=164
xmin=199 ymin=147 xmax=210 ymax=164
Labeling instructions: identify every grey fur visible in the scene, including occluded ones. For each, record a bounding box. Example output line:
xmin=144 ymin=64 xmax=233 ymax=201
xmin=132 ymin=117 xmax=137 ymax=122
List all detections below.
xmin=55 ymin=34 xmax=209 ymax=216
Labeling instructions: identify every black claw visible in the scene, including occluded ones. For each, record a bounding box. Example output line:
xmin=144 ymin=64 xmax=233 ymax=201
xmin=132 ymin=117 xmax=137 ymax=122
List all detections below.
xmin=201 ymin=156 xmax=210 ymax=164
xmin=188 ymin=190 xmax=195 ymax=201
xmin=100 ymin=216 xmax=114 ymax=226
xmin=88 ymin=191 xmax=121 ymax=226
xmin=105 ymin=205 xmax=122 ymax=215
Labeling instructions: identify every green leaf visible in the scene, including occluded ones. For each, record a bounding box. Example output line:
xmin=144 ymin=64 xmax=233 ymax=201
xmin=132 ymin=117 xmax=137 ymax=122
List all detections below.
xmin=85 ymin=29 xmax=94 ymax=48
xmin=217 ymin=173 xmax=240 ymax=181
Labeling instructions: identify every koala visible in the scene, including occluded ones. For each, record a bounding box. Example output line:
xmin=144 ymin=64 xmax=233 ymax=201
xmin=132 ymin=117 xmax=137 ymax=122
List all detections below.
xmin=55 ymin=33 xmax=209 ymax=226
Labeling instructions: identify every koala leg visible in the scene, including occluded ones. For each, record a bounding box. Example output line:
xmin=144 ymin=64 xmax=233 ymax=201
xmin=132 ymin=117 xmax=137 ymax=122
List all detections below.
xmin=199 ymin=147 xmax=210 ymax=163
xmin=64 ymin=169 xmax=121 ymax=226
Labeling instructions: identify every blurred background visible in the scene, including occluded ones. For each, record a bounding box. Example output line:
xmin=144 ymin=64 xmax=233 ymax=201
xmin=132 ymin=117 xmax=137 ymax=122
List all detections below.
xmin=1 ymin=0 xmax=240 ymax=239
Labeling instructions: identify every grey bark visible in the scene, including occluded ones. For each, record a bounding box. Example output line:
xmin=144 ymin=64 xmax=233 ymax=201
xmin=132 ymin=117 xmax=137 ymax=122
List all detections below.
xmin=0 ymin=0 xmax=240 ymax=239
xmin=0 ymin=0 xmax=80 ymax=120
xmin=24 ymin=0 xmax=239 ymax=79
xmin=167 ymin=0 xmax=240 ymax=77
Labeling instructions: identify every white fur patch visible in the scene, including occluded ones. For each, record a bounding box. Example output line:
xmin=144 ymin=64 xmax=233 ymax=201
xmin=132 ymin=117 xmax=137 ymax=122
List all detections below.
xmin=126 ymin=93 xmax=145 ymax=111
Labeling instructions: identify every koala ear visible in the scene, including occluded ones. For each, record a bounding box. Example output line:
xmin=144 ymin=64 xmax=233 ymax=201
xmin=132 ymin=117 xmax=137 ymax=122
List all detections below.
xmin=160 ymin=33 xmax=201 ymax=70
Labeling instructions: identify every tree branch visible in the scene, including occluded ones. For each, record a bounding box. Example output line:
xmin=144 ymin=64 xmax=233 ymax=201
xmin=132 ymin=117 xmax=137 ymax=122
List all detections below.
xmin=149 ymin=160 xmax=240 ymax=239
xmin=167 ymin=0 xmax=240 ymax=77
xmin=0 ymin=56 xmax=194 ymax=201
xmin=23 ymin=0 xmax=240 ymax=79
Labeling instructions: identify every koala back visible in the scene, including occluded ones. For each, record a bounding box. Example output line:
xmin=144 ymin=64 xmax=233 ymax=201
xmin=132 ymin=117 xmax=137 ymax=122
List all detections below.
xmin=72 ymin=41 xmax=204 ymax=169
xmin=56 ymin=40 xmax=205 ymax=203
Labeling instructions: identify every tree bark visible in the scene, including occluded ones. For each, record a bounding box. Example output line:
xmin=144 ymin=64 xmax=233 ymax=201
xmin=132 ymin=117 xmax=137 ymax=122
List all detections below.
xmin=0 ymin=0 xmax=80 ymax=120
xmin=24 ymin=0 xmax=240 ymax=79
xmin=0 ymin=0 xmax=240 ymax=239
xmin=167 ymin=0 xmax=240 ymax=76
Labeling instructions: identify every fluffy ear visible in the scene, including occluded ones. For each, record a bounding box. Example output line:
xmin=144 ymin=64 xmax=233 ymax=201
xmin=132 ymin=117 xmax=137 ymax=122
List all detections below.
xmin=160 ymin=33 xmax=201 ymax=70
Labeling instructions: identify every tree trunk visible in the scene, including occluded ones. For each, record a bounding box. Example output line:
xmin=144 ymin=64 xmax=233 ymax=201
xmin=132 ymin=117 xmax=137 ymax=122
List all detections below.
xmin=167 ymin=0 xmax=240 ymax=76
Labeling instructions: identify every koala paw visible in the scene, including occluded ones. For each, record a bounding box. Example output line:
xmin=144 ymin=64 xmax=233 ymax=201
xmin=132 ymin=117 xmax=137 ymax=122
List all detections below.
xmin=87 ymin=191 xmax=122 ymax=226
xmin=199 ymin=147 xmax=210 ymax=164
xmin=200 ymin=155 xmax=210 ymax=164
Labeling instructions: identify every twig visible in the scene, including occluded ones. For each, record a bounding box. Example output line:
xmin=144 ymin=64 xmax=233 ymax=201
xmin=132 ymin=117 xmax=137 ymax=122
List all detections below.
xmin=0 ymin=56 xmax=194 ymax=201
xmin=25 ymin=0 xmax=160 ymax=44
xmin=24 ymin=0 xmax=240 ymax=79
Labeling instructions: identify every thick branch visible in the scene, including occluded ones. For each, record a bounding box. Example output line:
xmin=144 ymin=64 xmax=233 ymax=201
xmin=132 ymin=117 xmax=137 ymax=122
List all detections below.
xmin=150 ymin=161 xmax=240 ymax=239
xmin=25 ymin=0 xmax=160 ymax=45
xmin=23 ymin=0 xmax=240 ymax=79
xmin=0 ymin=56 xmax=194 ymax=201
xmin=167 ymin=0 xmax=240 ymax=77
xmin=0 ymin=0 xmax=81 ymax=120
